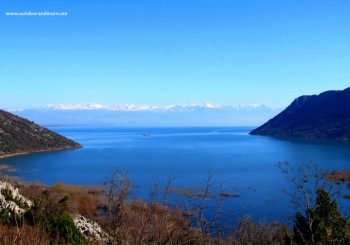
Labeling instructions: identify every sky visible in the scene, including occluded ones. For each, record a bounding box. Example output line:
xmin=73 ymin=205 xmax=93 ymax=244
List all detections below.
xmin=1 ymin=0 xmax=349 ymax=109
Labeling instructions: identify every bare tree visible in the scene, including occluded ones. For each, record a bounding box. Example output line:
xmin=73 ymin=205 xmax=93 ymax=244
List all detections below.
xmin=277 ymin=161 xmax=338 ymax=244
xmin=278 ymin=162 xmax=332 ymax=211
xmin=103 ymin=170 xmax=131 ymax=242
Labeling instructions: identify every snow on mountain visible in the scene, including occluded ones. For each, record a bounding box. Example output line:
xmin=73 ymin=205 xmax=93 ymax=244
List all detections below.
xmin=11 ymin=103 xmax=282 ymax=126
xmin=42 ymin=103 xmax=265 ymax=112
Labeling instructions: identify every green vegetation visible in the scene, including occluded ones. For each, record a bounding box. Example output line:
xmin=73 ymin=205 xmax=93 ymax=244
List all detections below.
xmin=47 ymin=214 xmax=84 ymax=244
xmin=287 ymin=189 xmax=350 ymax=244
xmin=0 ymin=186 xmax=85 ymax=244
xmin=24 ymin=191 xmax=84 ymax=244
xmin=0 ymin=209 xmax=23 ymax=226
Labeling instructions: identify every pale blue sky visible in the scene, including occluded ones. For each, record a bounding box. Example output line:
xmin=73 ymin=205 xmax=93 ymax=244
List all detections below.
xmin=1 ymin=0 xmax=349 ymax=109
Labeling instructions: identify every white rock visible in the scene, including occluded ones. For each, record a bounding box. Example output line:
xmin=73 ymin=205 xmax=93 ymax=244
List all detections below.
xmin=73 ymin=214 xmax=111 ymax=243
xmin=0 ymin=181 xmax=111 ymax=243
xmin=0 ymin=182 xmax=32 ymax=214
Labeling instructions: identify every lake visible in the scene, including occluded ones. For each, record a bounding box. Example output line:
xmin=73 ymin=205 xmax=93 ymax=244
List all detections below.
xmin=1 ymin=126 xmax=350 ymax=223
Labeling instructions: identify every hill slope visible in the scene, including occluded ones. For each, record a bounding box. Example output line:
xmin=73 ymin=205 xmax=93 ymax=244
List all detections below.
xmin=250 ymin=87 xmax=350 ymax=140
xmin=0 ymin=109 xmax=81 ymax=157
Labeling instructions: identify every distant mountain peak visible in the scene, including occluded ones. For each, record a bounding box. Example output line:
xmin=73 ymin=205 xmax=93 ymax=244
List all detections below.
xmin=10 ymin=103 xmax=280 ymax=127
xmin=45 ymin=104 xmax=105 ymax=110
xmin=41 ymin=103 xmax=267 ymax=112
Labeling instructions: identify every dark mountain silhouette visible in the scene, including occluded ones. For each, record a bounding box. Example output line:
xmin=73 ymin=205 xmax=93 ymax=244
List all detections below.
xmin=0 ymin=109 xmax=81 ymax=157
xmin=250 ymin=87 xmax=350 ymax=140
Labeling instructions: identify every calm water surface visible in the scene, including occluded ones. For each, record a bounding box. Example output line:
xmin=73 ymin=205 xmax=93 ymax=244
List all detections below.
xmin=2 ymin=126 xmax=350 ymax=223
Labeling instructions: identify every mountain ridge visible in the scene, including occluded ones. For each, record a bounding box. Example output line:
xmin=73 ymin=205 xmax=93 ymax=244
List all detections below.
xmin=250 ymin=87 xmax=350 ymax=140
xmin=0 ymin=109 xmax=81 ymax=158
xmin=11 ymin=103 xmax=269 ymax=112
xmin=10 ymin=105 xmax=281 ymax=127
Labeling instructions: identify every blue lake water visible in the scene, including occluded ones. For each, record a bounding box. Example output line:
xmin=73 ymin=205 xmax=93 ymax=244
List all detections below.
xmin=1 ymin=126 xmax=350 ymax=223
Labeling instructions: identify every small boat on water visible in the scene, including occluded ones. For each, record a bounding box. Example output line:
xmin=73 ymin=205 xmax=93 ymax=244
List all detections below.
xmin=143 ymin=133 xmax=150 ymax=137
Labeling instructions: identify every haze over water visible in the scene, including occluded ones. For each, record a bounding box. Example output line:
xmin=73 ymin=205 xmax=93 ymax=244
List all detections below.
xmin=2 ymin=126 xmax=350 ymax=222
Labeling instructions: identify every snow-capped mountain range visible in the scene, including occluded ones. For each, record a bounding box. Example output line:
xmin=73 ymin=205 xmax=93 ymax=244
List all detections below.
xmin=43 ymin=103 xmax=263 ymax=112
xmin=8 ymin=103 xmax=281 ymax=127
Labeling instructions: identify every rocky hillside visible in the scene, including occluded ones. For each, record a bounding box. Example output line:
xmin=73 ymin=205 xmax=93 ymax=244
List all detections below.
xmin=0 ymin=181 xmax=109 ymax=243
xmin=0 ymin=109 xmax=81 ymax=157
xmin=250 ymin=87 xmax=350 ymax=140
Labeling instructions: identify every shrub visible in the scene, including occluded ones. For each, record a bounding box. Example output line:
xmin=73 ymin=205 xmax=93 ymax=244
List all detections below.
xmin=288 ymin=189 xmax=350 ymax=245
xmin=0 ymin=208 xmax=24 ymax=226
xmin=48 ymin=214 xmax=84 ymax=244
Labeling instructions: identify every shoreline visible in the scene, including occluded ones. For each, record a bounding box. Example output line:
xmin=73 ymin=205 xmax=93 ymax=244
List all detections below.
xmin=0 ymin=145 xmax=82 ymax=159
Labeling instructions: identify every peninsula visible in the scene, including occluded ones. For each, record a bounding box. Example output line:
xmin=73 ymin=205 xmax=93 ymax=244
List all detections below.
xmin=250 ymin=87 xmax=350 ymax=140
xmin=0 ymin=109 xmax=81 ymax=158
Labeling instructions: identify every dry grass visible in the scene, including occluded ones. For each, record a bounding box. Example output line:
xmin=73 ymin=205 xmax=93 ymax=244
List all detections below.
xmin=168 ymin=187 xmax=217 ymax=199
xmin=14 ymin=181 xmax=104 ymax=219
xmin=228 ymin=218 xmax=288 ymax=245
xmin=0 ymin=224 xmax=51 ymax=245
xmin=220 ymin=192 xmax=240 ymax=198
xmin=327 ymin=170 xmax=350 ymax=183
xmin=0 ymin=173 xmax=288 ymax=245
xmin=52 ymin=182 xmax=104 ymax=217
xmin=103 ymin=199 xmax=202 ymax=244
